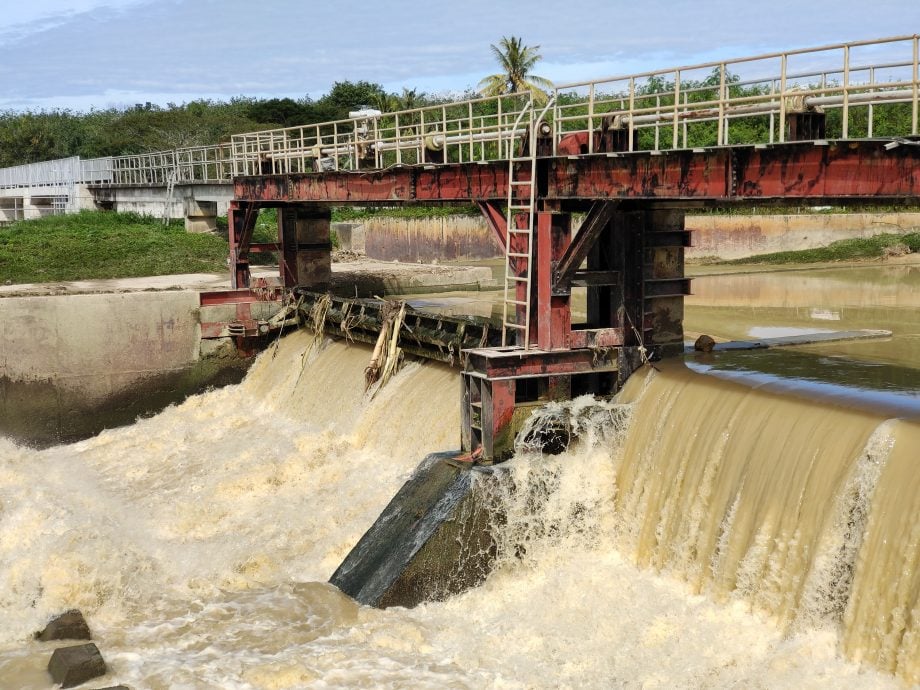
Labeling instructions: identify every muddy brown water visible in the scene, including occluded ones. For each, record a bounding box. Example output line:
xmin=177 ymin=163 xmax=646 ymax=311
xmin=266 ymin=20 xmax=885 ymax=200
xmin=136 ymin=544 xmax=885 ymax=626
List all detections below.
xmin=1 ymin=260 xmax=918 ymax=687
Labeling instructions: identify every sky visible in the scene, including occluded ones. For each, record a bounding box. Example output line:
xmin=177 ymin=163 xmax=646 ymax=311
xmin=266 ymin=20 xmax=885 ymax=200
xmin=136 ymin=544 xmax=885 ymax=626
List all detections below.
xmin=0 ymin=0 xmax=917 ymax=112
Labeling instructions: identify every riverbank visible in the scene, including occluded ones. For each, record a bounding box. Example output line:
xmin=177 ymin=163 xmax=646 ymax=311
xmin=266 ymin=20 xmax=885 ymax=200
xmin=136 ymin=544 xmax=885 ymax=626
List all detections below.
xmin=687 ymin=251 xmax=920 ymax=277
xmin=0 ymin=212 xmax=228 ymax=284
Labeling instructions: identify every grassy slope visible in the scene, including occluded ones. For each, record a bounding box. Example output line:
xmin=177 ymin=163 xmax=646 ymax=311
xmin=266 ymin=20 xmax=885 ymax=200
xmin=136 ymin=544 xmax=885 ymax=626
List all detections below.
xmin=0 ymin=211 xmax=228 ymax=284
xmin=3 ymin=210 xmax=918 ymax=284
xmin=721 ymin=232 xmax=920 ymax=265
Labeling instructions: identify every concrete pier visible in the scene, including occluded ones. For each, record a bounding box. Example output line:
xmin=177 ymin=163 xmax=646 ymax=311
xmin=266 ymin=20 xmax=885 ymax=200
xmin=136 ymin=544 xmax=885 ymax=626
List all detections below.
xmin=0 ymin=290 xmax=249 ymax=446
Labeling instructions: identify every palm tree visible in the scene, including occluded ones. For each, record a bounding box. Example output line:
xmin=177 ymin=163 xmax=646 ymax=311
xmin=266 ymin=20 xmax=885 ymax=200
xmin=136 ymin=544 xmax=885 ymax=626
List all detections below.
xmin=478 ymin=37 xmax=554 ymax=104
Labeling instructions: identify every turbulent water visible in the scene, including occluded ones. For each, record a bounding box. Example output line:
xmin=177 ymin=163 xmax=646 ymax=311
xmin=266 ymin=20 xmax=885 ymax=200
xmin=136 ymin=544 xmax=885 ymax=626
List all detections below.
xmin=0 ymin=331 xmax=916 ymax=688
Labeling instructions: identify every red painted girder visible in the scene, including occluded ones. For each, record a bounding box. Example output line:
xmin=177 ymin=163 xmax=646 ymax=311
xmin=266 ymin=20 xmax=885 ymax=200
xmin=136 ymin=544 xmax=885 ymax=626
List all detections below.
xmin=548 ymin=150 xmax=729 ymax=199
xmin=734 ymin=142 xmax=920 ymax=198
xmin=199 ymin=288 xmax=282 ymax=306
xmin=464 ymin=347 xmax=618 ymax=379
xmin=234 ymin=163 xmax=509 ymax=203
xmin=232 ymin=141 xmax=920 ymax=204
xmin=547 ymin=141 xmax=920 ymax=200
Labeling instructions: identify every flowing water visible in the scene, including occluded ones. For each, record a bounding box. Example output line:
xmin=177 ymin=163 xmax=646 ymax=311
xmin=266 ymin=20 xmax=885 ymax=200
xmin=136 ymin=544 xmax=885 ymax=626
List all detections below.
xmin=0 ymin=262 xmax=918 ymax=688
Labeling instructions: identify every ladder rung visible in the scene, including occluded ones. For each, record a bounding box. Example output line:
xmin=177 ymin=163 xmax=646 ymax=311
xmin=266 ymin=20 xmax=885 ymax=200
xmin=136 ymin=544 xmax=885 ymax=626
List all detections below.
xmin=505 ymin=299 xmax=529 ymax=306
xmin=510 ymin=157 xmax=535 ymax=162
xmin=506 ymin=276 xmax=529 ymax=283
xmin=510 ymin=180 xmax=532 ymax=186
xmin=508 ymin=228 xmax=533 ymax=234
xmin=507 ymin=252 xmax=530 ymax=258
xmin=509 ymin=204 xmax=532 ymax=210
xmin=503 ymin=322 xmax=527 ymax=330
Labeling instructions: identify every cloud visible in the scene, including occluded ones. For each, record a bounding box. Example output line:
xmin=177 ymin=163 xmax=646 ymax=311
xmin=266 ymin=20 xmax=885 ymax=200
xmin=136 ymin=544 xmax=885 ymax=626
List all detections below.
xmin=0 ymin=0 xmax=916 ymax=111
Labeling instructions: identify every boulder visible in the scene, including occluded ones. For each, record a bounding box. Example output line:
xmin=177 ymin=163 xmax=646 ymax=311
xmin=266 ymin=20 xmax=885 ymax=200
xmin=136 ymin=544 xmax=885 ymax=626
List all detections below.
xmin=48 ymin=643 xmax=107 ymax=688
xmin=35 ymin=609 xmax=91 ymax=641
xmin=694 ymin=334 xmax=716 ymax=352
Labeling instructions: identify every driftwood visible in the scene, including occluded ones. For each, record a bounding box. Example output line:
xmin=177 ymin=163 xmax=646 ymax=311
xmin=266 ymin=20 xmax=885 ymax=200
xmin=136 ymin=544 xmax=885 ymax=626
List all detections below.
xmin=364 ymin=300 xmax=406 ymax=393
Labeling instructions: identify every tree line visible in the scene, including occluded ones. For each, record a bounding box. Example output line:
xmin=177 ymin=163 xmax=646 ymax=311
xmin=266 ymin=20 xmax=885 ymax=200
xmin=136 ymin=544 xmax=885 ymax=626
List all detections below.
xmin=0 ymin=81 xmax=463 ymax=168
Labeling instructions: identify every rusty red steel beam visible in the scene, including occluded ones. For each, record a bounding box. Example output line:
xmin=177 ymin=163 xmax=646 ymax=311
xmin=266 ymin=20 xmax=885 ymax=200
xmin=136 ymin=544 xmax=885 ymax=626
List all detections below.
xmin=235 ymin=163 xmax=509 ymax=203
xmin=233 ymin=141 xmax=920 ymax=204
xmin=199 ymin=287 xmax=282 ymax=306
xmin=477 ymin=200 xmax=507 ymax=248
xmin=547 ymin=141 xmax=920 ymax=200
xmin=552 ymin=201 xmax=617 ymax=294
xmin=464 ymin=346 xmax=618 ymax=380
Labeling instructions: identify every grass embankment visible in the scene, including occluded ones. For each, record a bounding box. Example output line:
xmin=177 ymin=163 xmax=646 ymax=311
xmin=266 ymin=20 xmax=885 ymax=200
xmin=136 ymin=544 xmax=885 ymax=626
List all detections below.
xmin=721 ymin=232 xmax=920 ymax=265
xmin=0 ymin=211 xmax=228 ymax=284
xmin=331 ymin=205 xmax=480 ymax=221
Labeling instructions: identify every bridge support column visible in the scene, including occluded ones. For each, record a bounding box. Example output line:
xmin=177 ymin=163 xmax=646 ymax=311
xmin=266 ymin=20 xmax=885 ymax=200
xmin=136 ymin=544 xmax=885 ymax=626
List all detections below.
xmin=184 ymin=198 xmax=218 ymax=233
xmin=279 ymin=205 xmax=332 ymax=289
xmin=0 ymin=196 xmax=24 ymax=223
xmin=461 ymin=203 xmax=691 ymax=463
xmin=228 ymin=201 xmax=254 ymax=289
xmin=461 ymin=346 xmax=618 ymax=463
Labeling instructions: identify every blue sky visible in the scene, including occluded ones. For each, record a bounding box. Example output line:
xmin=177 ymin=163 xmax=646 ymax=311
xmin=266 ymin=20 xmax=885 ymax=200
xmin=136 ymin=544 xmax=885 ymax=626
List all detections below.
xmin=0 ymin=0 xmax=917 ymax=111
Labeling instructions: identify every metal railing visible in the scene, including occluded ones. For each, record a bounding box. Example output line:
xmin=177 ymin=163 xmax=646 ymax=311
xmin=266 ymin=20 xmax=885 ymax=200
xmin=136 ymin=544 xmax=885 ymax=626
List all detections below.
xmin=553 ymin=34 xmax=920 ymax=153
xmin=230 ymin=92 xmax=534 ymax=176
xmin=0 ymin=156 xmax=113 ymax=189
xmin=110 ymin=144 xmax=232 ymax=185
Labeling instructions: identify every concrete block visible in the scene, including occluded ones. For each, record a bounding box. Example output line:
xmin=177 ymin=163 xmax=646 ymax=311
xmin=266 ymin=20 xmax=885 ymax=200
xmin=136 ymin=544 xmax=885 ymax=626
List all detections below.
xmin=48 ymin=643 xmax=107 ymax=688
xmin=330 ymin=451 xmax=496 ymax=608
xmin=184 ymin=216 xmax=217 ymax=233
xmin=35 ymin=609 xmax=92 ymax=641
xmin=185 ymin=198 xmax=218 ymax=233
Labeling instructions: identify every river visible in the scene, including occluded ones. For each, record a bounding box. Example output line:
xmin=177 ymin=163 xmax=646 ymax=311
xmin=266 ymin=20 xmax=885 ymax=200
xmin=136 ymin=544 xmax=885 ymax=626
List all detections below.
xmin=0 ymin=260 xmax=917 ymax=688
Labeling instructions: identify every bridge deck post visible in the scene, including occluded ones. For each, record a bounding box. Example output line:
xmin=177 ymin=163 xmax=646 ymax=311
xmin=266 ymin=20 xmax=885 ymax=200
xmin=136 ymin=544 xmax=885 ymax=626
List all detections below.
xmin=278 ymin=205 xmax=332 ymax=289
xmin=228 ymin=200 xmax=255 ymax=289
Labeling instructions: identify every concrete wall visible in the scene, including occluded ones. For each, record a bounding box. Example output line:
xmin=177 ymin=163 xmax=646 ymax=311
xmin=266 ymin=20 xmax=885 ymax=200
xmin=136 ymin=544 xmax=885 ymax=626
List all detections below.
xmin=685 ymin=212 xmax=920 ymax=260
xmin=339 ymin=212 xmax=920 ymax=263
xmin=359 ymin=216 xmax=502 ymax=262
xmin=0 ymin=290 xmax=247 ymax=446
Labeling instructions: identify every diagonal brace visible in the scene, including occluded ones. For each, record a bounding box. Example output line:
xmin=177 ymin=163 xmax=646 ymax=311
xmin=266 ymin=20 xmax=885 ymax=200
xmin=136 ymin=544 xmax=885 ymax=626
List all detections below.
xmin=552 ymin=200 xmax=617 ymax=294
xmin=477 ymin=200 xmax=507 ymax=249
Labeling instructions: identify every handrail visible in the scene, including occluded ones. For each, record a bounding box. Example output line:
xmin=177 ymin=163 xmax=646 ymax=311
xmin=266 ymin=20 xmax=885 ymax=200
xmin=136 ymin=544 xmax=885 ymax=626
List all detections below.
xmin=553 ymin=34 xmax=920 ymax=150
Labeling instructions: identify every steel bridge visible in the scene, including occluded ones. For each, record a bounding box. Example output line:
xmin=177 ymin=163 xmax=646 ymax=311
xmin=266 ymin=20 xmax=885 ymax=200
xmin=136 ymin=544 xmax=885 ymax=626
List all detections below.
xmin=4 ymin=35 xmax=920 ymax=460
xmin=217 ymin=35 xmax=920 ymax=461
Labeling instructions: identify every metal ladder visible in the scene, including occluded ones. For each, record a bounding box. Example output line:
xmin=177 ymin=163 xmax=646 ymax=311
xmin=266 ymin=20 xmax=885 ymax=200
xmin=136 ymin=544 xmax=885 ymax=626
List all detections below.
xmin=163 ymin=165 xmax=178 ymax=225
xmin=500 ymin=97 xmax=554 ymax=349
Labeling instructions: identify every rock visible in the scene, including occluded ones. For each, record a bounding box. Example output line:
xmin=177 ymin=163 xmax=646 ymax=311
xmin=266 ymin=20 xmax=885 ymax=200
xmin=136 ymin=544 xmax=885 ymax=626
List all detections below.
xmin=694 ymin=334 xmax=716 ymax=352
xmin=35 ymin=609 xmax=92 ymax=641
xmin=48 ymin=643 xmax=107 ymax=688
